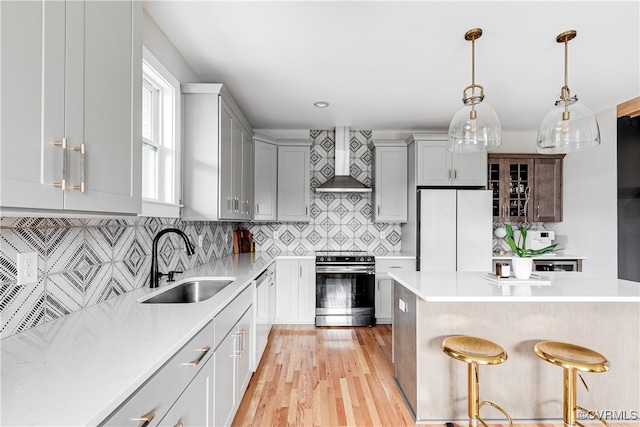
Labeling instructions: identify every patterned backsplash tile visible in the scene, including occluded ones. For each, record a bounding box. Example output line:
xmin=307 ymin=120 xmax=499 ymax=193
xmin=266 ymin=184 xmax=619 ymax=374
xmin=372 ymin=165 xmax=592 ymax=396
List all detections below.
xmin=247 ymin=129 xmax=400 ymax=254
xmin=0 ymin=218 xmax=236 ymax=339
xmin=0 ymin=130 xmax=402 ymax=339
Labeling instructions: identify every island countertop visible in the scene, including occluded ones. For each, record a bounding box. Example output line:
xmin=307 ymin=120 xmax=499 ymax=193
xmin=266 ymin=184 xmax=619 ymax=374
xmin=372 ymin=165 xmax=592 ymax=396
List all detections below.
xmin=389 ymin=271 xmax=640 ymax=422
xmin=388 ymin=270 xmax=640 ymax=302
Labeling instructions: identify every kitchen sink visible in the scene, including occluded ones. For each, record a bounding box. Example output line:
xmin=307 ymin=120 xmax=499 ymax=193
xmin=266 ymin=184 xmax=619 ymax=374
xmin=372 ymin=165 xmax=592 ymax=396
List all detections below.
xmin=140 ymin=278 xmax=236 ymax=304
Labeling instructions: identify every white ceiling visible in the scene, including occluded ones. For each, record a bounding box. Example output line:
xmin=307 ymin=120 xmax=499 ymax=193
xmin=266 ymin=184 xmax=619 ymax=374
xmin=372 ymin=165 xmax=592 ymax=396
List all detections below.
xmin=143 ymin=1 xmax=640 ymax=132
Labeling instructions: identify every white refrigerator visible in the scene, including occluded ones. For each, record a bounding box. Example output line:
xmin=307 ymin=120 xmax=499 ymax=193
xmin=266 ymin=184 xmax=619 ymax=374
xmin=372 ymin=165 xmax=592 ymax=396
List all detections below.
xmin=418 ymin=189 xmax=492 ymax=271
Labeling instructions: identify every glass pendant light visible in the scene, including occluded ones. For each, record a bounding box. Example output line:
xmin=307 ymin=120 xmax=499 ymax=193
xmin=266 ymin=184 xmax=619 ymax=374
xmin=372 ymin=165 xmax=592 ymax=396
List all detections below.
xmin=448 ymin=28 xmax=501 ymax=153
xmin=537 ymin=30 xmax=600 ymax=154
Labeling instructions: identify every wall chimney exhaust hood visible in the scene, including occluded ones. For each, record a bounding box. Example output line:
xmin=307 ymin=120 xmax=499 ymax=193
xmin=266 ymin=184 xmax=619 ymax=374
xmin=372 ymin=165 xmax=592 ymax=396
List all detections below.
xmin=315 ymin=127 xmax=372 ymax=193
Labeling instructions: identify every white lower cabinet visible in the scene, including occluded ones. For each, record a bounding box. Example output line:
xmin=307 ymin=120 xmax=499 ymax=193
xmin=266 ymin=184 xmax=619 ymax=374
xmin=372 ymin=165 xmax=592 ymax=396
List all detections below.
xmin=101 ymin=285 xmax=255 ymax=427
xmin=100 ymin=320 xmax=215 ymax=426
xmin=213 ymin=286 xmax=254 ymax=427
xmin=214 ymin=327 xmax=236 ymax=427
xmin=375 ymin=258 xmax=415 ymax=324
xmin=275 ymin=258 xmax=315 ymax=323
xmin=159 ymin=356 xmax=212 ymax=426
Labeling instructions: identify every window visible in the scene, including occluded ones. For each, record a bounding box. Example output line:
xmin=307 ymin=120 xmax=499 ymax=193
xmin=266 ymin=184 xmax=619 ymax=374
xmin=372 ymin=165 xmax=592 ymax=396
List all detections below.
xmin=141 ymin=47 xmax=181 ymax=218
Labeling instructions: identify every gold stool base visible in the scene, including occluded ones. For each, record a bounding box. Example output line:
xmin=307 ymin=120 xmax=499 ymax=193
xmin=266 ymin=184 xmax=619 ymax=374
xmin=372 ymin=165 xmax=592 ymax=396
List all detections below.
xmin=442 ymin=336 xmax=512 ymax=427
xmin=533 ymin=341 xmax=611 ymax=427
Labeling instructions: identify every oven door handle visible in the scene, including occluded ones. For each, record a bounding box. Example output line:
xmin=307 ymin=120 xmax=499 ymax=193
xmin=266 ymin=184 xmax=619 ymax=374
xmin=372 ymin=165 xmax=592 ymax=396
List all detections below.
xmin=316 ymin=266 xmax=375 ymax=274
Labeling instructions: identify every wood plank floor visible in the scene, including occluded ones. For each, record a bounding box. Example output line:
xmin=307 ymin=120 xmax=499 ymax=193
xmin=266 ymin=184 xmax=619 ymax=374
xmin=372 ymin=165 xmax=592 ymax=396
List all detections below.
xmin=232 ymin=325 xmax=636 ymax=427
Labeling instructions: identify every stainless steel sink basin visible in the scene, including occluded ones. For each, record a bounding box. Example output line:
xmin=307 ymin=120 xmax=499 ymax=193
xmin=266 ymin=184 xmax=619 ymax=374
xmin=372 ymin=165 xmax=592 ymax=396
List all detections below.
xmin=140 ymin=278 xmax=235 ymax=304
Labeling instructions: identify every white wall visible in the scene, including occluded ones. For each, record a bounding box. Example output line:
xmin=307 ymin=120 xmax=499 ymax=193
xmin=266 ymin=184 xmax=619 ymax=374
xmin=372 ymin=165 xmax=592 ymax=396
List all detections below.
xmin=143 ymin=10 xmax=201 ymax=83
xmin=546 ymin=107 xmax=618 ymax=277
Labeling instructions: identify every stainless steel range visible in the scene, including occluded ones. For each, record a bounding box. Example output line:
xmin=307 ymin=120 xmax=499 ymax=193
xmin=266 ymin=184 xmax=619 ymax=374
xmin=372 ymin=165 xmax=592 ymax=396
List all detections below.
xmin=315 ymin=251 xmax=376 ymax=327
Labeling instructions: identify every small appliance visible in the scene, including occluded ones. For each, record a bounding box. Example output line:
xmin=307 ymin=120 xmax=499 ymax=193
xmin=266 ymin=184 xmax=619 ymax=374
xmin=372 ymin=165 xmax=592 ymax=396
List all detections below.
xmin=526 ymin=230 xmax=556 ymax=251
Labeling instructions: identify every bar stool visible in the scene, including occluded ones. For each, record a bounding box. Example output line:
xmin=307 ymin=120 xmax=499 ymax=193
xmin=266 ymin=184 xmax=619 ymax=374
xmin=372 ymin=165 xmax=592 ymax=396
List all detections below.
xmin=441 ymin=335 xmax=513 ymax=427
xmin=533 ymin=340 xmax=611 ymax=427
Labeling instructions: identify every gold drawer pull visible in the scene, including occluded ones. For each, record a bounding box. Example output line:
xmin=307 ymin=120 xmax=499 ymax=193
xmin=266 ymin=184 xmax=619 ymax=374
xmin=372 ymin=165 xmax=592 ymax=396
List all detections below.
xmin=71 ymin=143 xmax=85 ymax=192
xmin=131 ymin=410 xmax=155 ymax=427
xmin=52 ymin=138 xmax=68 ymax=191
xmin=181 ymin=346 xmax=211 ymax=367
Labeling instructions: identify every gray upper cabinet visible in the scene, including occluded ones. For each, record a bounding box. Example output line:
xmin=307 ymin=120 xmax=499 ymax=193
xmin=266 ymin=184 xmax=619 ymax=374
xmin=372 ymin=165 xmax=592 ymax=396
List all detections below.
xmin=277 ymin=141 xmax=311 ymax=222
xmin=372 ymin=140 xmax=407 ymax=222
xmin=0 ymin=0 xmax=142 ymax=214
xmin=408 ymin=134 xmax=486 ymax=187
xmin=253 ymin=135 xmax=278 ymax=221
xmin=182 ymin=83 xmax=254 ymax=221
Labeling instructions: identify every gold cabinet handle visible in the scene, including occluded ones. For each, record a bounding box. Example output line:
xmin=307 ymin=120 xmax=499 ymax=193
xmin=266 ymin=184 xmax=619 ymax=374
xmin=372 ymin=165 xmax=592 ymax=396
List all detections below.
xmin=181 ymin=346 xmax=211 ymax=367
xmin=52 ymin=138 xmax=68 ymax=191
xmin=131 ymin=411 xmax=155 ymax=427
xmin=234 ymin=330 xmax=246 ymax=357
xmin=173 ymin=422 xmax=184 ymax=427
xmin=71 ymin=143 xmax=85 ymax=192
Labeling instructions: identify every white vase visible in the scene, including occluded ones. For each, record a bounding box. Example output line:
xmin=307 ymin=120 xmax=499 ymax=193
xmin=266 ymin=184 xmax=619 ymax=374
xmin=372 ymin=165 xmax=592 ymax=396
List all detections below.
xmin=512 ymin=257 xmax=533 ymax=279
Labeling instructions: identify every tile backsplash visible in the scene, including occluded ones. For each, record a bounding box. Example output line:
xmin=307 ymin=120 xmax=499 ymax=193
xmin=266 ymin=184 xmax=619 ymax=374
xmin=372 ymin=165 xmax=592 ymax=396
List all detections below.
xmin=0 ymin=129 xmax=401 ymax=339
xmin=0 ymin=217 xmax=236 ymax=339
xmin=248 ymin=129 xmax=401 ymax=254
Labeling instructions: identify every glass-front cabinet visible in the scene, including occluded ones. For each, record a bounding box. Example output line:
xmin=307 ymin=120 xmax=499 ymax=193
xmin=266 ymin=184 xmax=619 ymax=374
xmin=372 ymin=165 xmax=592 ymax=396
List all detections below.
xmin=488 ymin=157 xmax=535 ymax=222
xmin=488 ymin=153 xmax=564 ymax=223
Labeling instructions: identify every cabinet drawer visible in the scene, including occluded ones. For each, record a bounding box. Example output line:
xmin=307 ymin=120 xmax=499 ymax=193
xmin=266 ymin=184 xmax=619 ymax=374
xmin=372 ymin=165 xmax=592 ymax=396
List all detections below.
xmin=101 ymin=320 xmax=215 ymax=426
xmin=376 ymin=259 xmax=415 ymax=276
xmin=214 ymin=284 xmax=253 ymax=349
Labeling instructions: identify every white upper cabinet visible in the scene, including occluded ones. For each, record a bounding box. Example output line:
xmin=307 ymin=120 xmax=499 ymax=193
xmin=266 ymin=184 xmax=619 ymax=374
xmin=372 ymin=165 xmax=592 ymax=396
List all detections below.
xmin=372 ymin=140 xmax=407 ymax=222
xmin=409 ymin=135 xmax=486 ymax=187
xmin=0 ymin=0 xmax=142 ymax=214
xmin=253 ymin=135 xmax=278 ymax=221
xmin=240 ymin=131 xmax=253 ymax=220
xmin=181 ymin=84 xmax=254 ymax=221
xmin=277 ymin=141 xmax=311 ymax=222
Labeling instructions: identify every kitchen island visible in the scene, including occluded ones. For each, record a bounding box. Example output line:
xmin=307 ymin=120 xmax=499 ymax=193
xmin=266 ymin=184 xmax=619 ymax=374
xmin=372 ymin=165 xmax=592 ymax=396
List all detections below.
xmin=389 ymin=271 xmax=640 ymax=423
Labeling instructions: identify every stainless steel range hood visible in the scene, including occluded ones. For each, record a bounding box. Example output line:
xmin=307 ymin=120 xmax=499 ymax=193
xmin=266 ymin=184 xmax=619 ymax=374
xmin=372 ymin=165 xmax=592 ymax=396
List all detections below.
xmin=315 ymin=127 xmax=372 ymax=193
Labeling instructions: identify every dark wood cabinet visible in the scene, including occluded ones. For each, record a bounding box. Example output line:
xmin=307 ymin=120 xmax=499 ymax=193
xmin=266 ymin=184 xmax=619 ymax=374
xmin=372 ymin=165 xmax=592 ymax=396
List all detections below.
xmin=488 ymin=153 xmax=564 ymax=222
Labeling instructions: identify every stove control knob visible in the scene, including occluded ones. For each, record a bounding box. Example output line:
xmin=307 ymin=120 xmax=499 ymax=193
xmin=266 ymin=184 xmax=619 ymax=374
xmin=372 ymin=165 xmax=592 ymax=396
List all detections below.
xmin=318 ymin=257 xmax=324 ymax=262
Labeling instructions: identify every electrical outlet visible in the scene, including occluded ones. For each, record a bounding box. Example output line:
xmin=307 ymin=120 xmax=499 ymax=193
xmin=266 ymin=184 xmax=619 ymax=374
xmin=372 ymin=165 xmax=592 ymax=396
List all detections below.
xmin=273 ymin=230 xmax=279 ymax=239
xmin=398 ymin=298 xmax=407 ymax=312
xmin=380 ymin=231 xmax=386 ymax=240
xmin=198 ymin=234 xmax=204 ymax=247
xmin=17 ymin=252 xmax=37 ymax=285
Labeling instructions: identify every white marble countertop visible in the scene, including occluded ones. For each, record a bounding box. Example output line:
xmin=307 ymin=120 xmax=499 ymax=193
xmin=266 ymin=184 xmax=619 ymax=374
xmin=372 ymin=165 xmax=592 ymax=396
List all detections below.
xmin=0 ymin=249 xmax=414 ymax=426
xmin=389 ymin=270 xmax=640 ymax=302
xmin=0 ymin=252 xmax=278 ymax=427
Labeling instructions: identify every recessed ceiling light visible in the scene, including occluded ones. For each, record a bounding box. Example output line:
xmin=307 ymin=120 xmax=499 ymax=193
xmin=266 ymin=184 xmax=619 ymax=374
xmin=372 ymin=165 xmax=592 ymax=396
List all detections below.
xmin=313 ymin=101 xmax=330 ymax=108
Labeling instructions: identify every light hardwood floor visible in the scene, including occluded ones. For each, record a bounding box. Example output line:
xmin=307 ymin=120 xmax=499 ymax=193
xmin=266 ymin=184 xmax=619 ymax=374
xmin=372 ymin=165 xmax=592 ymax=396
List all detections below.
xmin=232 ymin=325 xmax=636 ymax=427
